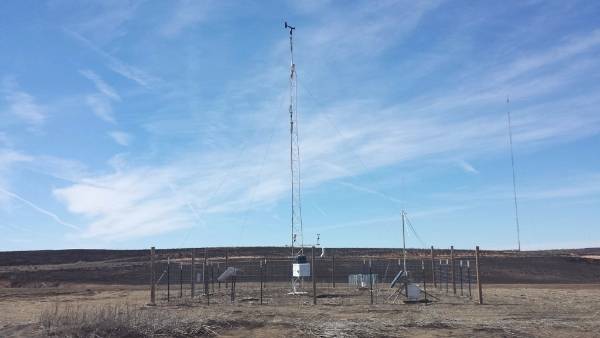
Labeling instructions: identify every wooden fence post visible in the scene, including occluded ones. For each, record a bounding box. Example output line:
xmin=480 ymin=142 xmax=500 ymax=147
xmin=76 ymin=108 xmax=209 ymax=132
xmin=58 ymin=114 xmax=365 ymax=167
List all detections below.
xmin=438 ymin=259 xmax=442 ymax=288
xmin=211 ymin=263 xmax=215 ymax=294
xmin=167 ymin=257 xmax=170 ymax=302
xmin=467 ymin=260 xmax=472 ymax=299
xmin=260 ymin=259 xmax=264 ymax=305
xmin=422 ymin=259 xmax=427 ymax=303
xmin=312 ymin=246 xmax=317 ymax=305
xmin=445 ymin=259 xmax=449 ymax=293
xmin=203 ymin=248 xmax=208 ymax=296
xmin=476 ymin=246 xmax=483 ymax=304
xmin=204 ymin=248 xmax=210 ymax=305
xmin=264 ymin=258 xmax=268 ymax=289
xmin=430 ymin=246 xmax=436 ymax=287
xmin=191 ymin=248 xmax=195 ymax=298
xmin=331 ymin=249 xmax=336 ymax=288
xmin=225 ymin=249 xmax=229 ymax=288
xmin=150 ymin=247 xmax=156 ymax=305
xmin=230 ymin=276 xmax=236 ymax=303
xmin=179 ymin=263 xmax=183 ymax=298
xmin=369 ymin=259 xmax=374 ymax=305
xmin=459 ymin=260 xmax=464 ymax=296
xmin=451 ymin=246 xmax=456 ymax=295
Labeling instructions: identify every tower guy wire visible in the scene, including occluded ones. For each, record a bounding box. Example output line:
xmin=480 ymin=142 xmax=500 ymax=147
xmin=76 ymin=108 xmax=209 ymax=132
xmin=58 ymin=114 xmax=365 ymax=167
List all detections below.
xmin=507 ymin=96 xmax=521 ymax=251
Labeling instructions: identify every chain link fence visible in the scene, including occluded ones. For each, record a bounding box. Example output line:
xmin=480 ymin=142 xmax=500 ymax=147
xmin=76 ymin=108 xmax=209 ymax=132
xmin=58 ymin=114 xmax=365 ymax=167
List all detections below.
xmin=149 ymin=247 xmax=483 ymax=306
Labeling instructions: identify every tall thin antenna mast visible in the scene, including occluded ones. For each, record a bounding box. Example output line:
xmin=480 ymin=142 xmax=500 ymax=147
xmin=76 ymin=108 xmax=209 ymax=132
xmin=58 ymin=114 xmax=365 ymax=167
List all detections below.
xmin=285 ymin=21 xmax=304 ymax=258
xmin=507 ymin=96 xmax=521 ymax=251
xmin=402 ymin=210 xmax=407 ymax=272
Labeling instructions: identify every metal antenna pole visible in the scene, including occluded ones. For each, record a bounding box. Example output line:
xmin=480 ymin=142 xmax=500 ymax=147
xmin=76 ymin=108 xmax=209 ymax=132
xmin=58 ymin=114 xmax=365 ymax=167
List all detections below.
xmin=507 ymin=96 xmax=521 ymax=251
xmin=286 ymin=21 xmax=302 ymax=257
xmin=402 ymin=210 xmax=407 ymax=272
xmin=285 ymin=21 xmax=305 ymax=293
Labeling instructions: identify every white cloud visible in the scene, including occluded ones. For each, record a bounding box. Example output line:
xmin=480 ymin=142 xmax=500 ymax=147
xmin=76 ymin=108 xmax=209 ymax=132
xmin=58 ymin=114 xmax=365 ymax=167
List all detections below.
xmin=1 ymin=79 xmax=46 ymax=128
xmin=457 ymin=160 xmax=479 ymax=174
xmin=494 ymin=29 xmax=600 ymax=84
xmin=0 ymin=149 xmax=32 ymax=168
xmin=51 ymin=0 xmax=142 ymax=45
xmin=159 ymin=0 xmax=216 ymax=37
xmin=0 ymin=186 xmax=79 ymax=230
xmin=520 ymin=173 xmax=600 ymax=200
xmin=66 ymin=30 xmax=159 ymax=88
xmin=0 ymin=149 xmax=33 ymax=204
xmin=54 ymin=90 xmax=600 ymax=240
xmin=301 ymin=1 xmax=442 ymax=63
xmin=85 ymin=94 xmax=115 ymax=123
xmin=50 ymin=6 xmax=600 ymax=243
xmin=79 ymin=69 xmax=120 ymax=101
xmin=109 ymin=131 xmax=131 ymax=146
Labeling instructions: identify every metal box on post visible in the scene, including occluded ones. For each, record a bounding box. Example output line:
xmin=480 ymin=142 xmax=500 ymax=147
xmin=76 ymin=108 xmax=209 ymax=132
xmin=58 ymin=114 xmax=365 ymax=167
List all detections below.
xmin=293 ymin=263 xmax=311 ymax=277
xmin=407 ymin=283 xmax=422 ymax=301
xmin=292 ymin=255 xmax=310 ymax=277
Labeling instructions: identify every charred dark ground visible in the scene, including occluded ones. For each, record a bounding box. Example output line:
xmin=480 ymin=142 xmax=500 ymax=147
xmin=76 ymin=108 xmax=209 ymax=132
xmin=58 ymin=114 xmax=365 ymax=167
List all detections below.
xmin=1 ymin=247 xmax=599 ymax=287
xmin=1 ymin=247 xmax=599 ymax=337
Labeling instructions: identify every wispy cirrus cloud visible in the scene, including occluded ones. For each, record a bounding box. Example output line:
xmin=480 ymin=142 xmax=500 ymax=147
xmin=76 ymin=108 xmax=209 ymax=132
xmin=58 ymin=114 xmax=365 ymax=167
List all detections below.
xmin=457 ymin=160 xmax=479 ymax=174
xmin=0 ymin=186 xmax=79 ymax=230
xmin=85 ymin=94 xmax=115 ymax=123
xmin=0 ymin=149 xmax=33 ymax=204
xmin=31 ymin=1 xmax=600 ymax=246
xmin=1 ymin=79 xmax=46 ymax=129
xmin=53 ymin=87 xmax=600 ymax=240
xmin=159 ymin=0 xmax=218 ymax=38
xmin=80 ymin=69 xmax=120 ymax=101
xmin=109 ymin=131 xmax=132 ymax=146
xmin=79 ymin=69 xmax=121 ymax=124
xmin=50 ymin=0 xmax=142 ymax=45
xmin=493 ymin=29 xmax=600 ymax=84
xmin=66 ymin=30 xmax=160 ymax=88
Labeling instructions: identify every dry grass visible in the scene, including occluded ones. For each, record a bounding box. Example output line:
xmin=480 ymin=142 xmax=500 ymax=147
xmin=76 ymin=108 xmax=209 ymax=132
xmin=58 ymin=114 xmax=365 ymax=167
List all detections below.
xmin=39 ymin=303 xmax=223 ymax=337
xmin=0 ymin=284 xmax=594 ymax=337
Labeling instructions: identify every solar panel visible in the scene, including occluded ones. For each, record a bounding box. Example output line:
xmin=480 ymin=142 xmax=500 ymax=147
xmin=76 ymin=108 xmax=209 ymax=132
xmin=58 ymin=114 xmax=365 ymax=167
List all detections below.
xmin=217 ymin=267 xmax=239 ymax=282
xmin=390 ymin=270 xmax=405 ymax=288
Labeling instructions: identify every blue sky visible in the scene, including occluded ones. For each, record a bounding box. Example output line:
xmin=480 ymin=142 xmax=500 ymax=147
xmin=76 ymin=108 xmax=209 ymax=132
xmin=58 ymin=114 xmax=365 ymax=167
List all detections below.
xmin=1 ymin=0 xmax=600 ymax=251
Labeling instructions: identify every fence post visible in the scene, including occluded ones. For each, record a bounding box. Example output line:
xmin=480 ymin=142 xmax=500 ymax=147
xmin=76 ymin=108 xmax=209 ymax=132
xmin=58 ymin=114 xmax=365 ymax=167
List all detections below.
xmin=445 ymin=259 xmax=449 ymax=293
xmin=179 ymin=263 xmax=183 ymax=298
xmin=451 ymin=246 xmax=456 ymax=295
xmin=225 ymin=249 xmax=229 ymax=288
xmin=459 ymin=260 xmax=464 ymax=296
xmin=264 ymin=258 xmax=268 ymax=289
xmin=331 ymin=249 xmax=336 ymax=288
xmin=231 ymin=276 xmax=236 ymax=303
xmin=369 ymin=259 xmax=373 ymax=305
xmin=150 ymin=246 xmax=156 ymax=305
xmin=476 ymin=246 xmax=483 ymax=304
xmin=438 ymin=259 xmax=442 ymax=289
xmin=167 ymin=257 xmax=170 ymax=302
xmin=205 ymin=249 xmax=210 ymax=305
xmin=467 ymin=260 xmax=472 ymax=299
xmin=430 ymin=246 xmax=436 ymax=287
xmin=191 ymin=248 xmax=195 ymax=299
xmin=203 ymin=248 xmax=208 ymax=296
xmin=211 ymin=263 xmax=215 ymax=294
xmin=422 ymin=259 xmax=427 ymax=303
xmin=260 ymin=259 xmax=264 ymax=305
xmin=312 ymin=246 xmax=317 ymax=305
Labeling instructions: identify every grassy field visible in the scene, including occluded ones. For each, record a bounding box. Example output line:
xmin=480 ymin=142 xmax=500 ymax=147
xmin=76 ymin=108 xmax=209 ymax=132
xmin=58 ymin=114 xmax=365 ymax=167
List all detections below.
xmin=1 ymin=283 xmax=599 ymax=337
